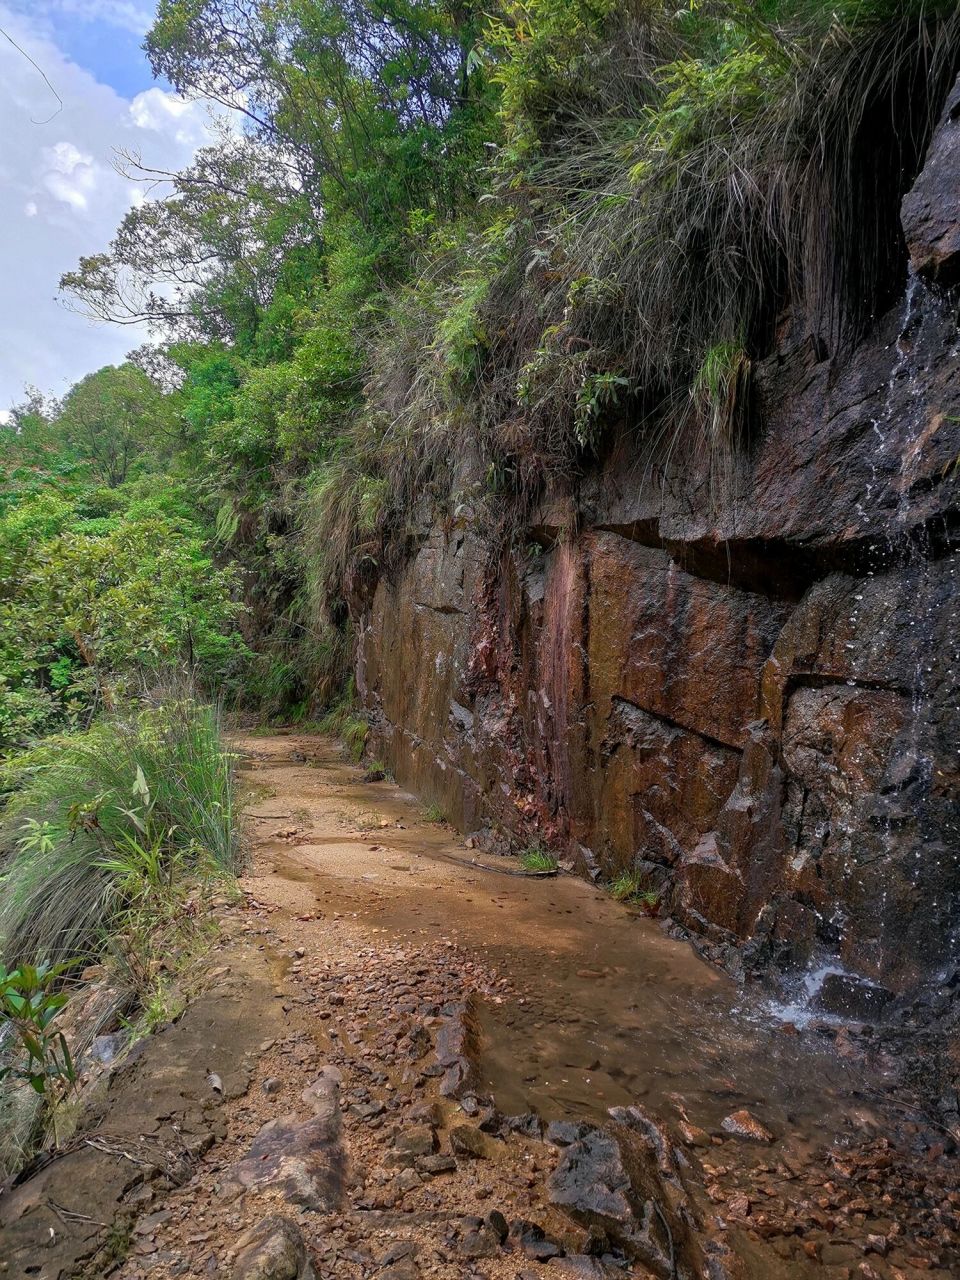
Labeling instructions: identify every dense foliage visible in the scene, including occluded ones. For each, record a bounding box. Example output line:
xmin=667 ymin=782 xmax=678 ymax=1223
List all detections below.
xmin=51 ymin=0 xmax=960 ymax=715
xmin=7 ymin=0 xmax=960 ymax=723
xmin=0 ymin=377 xmax=247 ymax=749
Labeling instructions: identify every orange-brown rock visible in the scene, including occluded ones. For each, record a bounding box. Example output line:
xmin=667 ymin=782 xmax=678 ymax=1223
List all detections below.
xmin=354 ymin=85 xmax=960 ymax=994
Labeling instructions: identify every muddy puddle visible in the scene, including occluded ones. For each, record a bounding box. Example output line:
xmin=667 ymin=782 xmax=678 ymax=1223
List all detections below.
xmin=240 ymin=737 xmax=891 ymax=1170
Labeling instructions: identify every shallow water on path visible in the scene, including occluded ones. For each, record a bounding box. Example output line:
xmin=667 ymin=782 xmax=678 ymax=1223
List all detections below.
xmin=239 ymin=733 xmax=889 ymax=1168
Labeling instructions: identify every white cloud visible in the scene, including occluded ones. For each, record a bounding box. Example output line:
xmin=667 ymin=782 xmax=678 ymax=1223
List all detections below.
xmin=9 ymin=1 xmax=155 ymax=38
xmin=41 ymin=140 xmax=100 ymax=211
xmin=129 ymin=87 xmax=215 ymax=149
xmin=0 ymin=5 xmax=230 ymax=410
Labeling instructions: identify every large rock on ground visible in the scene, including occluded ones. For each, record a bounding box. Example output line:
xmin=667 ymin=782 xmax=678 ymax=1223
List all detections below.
xmin=548 ymin=1108 xmax=734 ymax=1279
xmin=224 ymin=1070 xmax=345 ymax=1210
xmin=231 ymin=1215 xmax=317 ymax=1280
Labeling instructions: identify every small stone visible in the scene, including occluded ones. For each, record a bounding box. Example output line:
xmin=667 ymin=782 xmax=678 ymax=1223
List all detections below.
xmin=549 ymin=1257 xmax=617 ymax=1278
xmin=545 ymin=1120 xmax=593 ymax=1147
xmin=678 ymin=1119 xmax=711 ymax=1147
xmin=721 ymin=1109 xmax=775 ymax=1143
xmin=450 ymin=1126 xmax=487 ymax=1159
xmin=394 ymin=1125 xmax=436 ymax=1157
xmin=505 ymin=1113 xmax=543 ymax=1138
xmin=458 ymin=1226 xmax=499 ymax=1259
xmin=406 ymin=1101 xmax=443 ymax=1127
xmin=394 ymin=1168 xmax=422 ymax=1195
xmin=486 ymin=1210 xmax=509 ymax=1243
xmin=262 ymin=1078 xmax=282 ymax=1096
xmin=727 ymin=1194 xmax=751 ymax=1218
xmin=379 ymin=1242 xmax=416 ymax=1266
xmin=379 ymin=1264 xmax=418 ymax=1280
xmin=416 ymin=1154 xmax=457 ymax=1176
xmin=134 ymin=1210 xmax=172 ymax=1235
xmin=511 ymin=1221 xmax=563 ymax=1262
xmin=125 ymin=1184 xmax=155 ymax=1208
xmin=352 ymin=1100 xmax=386 ymax=1121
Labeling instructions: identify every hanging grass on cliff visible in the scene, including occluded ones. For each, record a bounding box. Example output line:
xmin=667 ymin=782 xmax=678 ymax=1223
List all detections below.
xmin=284 ymin=0 xmax=960 ymax=607
xmin=360 ymin=0 xmax=960 ymax=508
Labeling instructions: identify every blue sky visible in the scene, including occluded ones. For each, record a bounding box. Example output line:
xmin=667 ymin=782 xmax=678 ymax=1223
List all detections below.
xmin=4 ymin=1 xmax=159 ymax=96
xmin=0 ymin=2 xmax=223 ymax=414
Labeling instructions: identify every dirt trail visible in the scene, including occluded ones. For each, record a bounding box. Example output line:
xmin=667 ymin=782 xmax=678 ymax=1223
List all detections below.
xmin=3 ymin=732 xmax=957 ymax=1280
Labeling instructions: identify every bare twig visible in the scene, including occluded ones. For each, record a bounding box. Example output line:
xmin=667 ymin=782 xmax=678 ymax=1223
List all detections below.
xmin=0 ymin=25 xmax=62 ymax=124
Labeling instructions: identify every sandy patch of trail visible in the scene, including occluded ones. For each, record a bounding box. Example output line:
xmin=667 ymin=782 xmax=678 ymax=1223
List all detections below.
xmin=101 ymin=733 xmax=606 ymax=1280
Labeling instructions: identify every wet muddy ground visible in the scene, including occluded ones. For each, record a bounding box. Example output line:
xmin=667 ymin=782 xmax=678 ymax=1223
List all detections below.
xmin=2 ymin=732 xmax=957 ymax=1279
xmin=242 ymin=737 xmax=888 ymax=1154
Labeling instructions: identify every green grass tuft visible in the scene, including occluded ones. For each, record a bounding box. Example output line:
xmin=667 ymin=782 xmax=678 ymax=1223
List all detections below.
xmin=318 ymin=685 xmax=369 ymax=762
xmin=609 ymin=870 xmax=660 ymax=911
xmin=0 ymin=698 xmax=237 ymax=968
xmin=519 ymin=845 xmax=558 ymax=872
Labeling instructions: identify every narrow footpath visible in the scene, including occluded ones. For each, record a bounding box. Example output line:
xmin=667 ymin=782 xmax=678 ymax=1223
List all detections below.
xmin=2 ymin=733 xmax=956 ymax=1280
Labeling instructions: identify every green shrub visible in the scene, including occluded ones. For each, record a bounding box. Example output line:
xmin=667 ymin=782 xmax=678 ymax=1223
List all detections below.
xmin=0 ymin=960 xmax=78 ymax=1099
xmin=0 ymin=698 xmax=237 ymax=967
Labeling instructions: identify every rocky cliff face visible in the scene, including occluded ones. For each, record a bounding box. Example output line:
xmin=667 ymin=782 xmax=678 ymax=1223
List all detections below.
xmin=356 ymin=78 xmax=960 ymax=994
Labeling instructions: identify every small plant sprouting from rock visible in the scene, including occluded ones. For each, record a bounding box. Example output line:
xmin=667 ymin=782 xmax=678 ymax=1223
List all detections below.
xmin=609 ymin=871 xmax=660 ymax=914
xmin=362 ymin=761 xmax=390 ymax=782
xmin=423 ymin=804 xmax=446 ymax=824
xmin=519 ymin=845 xmax=558 ymax=873
xmin=100 ymin=1216 xmax=134 ymax=1267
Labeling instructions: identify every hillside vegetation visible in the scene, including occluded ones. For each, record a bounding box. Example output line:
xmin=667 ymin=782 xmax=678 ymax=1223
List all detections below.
xmin=48 ymin=0 xmax=960 ymax=711
xmin=0 ymin=0 xmax=956 ymax=1179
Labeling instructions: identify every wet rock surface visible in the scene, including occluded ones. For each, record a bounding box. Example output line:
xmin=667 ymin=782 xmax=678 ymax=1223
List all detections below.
xmin=813 ymin=973 xmax=894 ymax=1022
xmin=902 ymin=73 xmax=960 ymax=283
xmin=719 ymin=1109 xmax=775 ymax=1144
xmin=356 ymin=115 xmax=960 ymax=994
